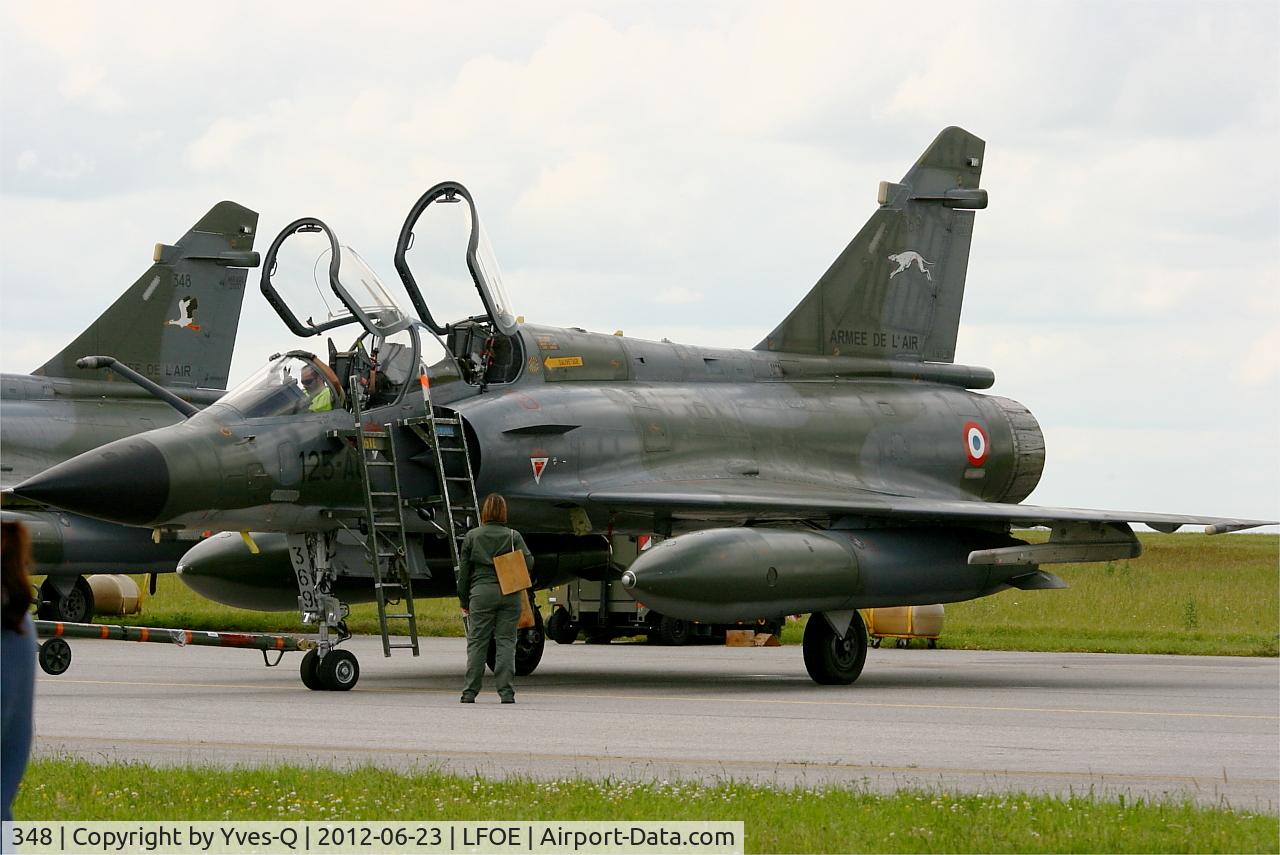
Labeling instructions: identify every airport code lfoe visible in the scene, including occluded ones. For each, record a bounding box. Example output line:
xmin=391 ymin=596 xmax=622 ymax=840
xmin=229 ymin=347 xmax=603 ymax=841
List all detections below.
xmin=1 ymin=822 xmax=745 ymax=854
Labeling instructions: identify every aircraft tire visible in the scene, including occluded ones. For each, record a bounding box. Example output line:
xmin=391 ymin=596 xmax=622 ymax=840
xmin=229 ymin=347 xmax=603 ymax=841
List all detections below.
xmin=38 ymin=637 xmax=72 ymax=675
xmin=802 ymin=611 xmax=867 ymax=686
xmin=546 ymin=607 xmax=578 ymax=644
xmin=486 ymin=599 xmax=546 ymax=676
xmin=299 ymin=649 xmax=324 ymax=691
xmin=318 ymin=649 xmax=359 ymax=691
xmin=37 ymin=576 xmax=95 ymax=623
xmin=655 ymin=615 xmax=690 ymax=646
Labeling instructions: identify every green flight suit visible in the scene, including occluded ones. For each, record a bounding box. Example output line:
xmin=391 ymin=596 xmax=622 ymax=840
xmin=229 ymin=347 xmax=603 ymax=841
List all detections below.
xmin=457 ymin=522 xmax=534 ymax=700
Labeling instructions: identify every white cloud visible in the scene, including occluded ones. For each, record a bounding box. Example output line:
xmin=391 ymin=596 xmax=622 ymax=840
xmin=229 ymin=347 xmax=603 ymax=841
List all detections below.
xmin=57 ymin=63 xmax=124 ymax=111
xmin=651 ymin=287 xmax=702 ymax=305
xmin=1 ymin=0 xmax=1276 ymax=521
xmin=183 ymin=118 xmax=258 ymax=171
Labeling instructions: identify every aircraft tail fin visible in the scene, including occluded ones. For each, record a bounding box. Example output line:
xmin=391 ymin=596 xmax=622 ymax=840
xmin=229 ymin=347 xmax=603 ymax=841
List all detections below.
xmin=34 ymin=201 xmax=261 ymax=390
xmin=756 ymin=127 xmax=986 ymax=362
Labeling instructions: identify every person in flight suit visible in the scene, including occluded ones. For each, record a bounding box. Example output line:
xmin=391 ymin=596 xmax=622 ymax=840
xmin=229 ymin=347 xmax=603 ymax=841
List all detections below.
xmin=301 ymin=364 xmax=333 ymax=413
xmin=457 ymin=494 xmax=533 ymax=704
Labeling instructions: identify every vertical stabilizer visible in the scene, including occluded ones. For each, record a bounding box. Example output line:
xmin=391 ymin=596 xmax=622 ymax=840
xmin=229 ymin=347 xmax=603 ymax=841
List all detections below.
xmin=34 ymin=201 xmax=260 ymax=390
xmin=757 ymin=127 xmax=986 ymax=362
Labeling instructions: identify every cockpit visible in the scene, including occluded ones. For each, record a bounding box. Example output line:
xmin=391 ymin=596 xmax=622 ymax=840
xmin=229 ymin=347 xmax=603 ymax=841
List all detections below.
xmin=252 ymin=181 xmax=524 ymax=417
xmin=217 ymin=354 xmax=344 ymax=419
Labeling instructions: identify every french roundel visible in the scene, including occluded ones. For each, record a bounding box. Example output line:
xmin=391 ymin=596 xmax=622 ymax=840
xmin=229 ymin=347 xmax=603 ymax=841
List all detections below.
xmin=964 ymin=421 xmax=989 ymax=466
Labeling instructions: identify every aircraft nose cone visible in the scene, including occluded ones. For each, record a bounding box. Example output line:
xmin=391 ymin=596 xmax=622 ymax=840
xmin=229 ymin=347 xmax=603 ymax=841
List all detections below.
xmin=13 ymin=438 xmax=170 ymax=526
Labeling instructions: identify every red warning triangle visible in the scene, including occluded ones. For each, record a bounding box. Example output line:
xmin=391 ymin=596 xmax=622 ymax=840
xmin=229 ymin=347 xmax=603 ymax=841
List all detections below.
xmin=530 ymin=457 xmax=549 ymax=484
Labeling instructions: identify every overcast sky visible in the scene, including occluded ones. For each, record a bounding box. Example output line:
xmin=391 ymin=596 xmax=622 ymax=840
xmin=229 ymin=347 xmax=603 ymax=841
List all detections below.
xmin=1 ymin=1 xmax=1276 ymax=525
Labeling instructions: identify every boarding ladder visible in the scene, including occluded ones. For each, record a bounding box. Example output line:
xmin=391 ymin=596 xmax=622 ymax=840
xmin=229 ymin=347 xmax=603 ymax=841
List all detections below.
xmin=401 ymin=404 xmax=480 ymax=586
xmin=348 ymin=377 xmax=420 ymax=657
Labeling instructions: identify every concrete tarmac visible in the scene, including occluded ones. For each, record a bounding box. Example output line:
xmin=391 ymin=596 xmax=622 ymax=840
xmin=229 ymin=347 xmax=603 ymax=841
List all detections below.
xmin=32 ymin=636 xmax=1280 ymax=810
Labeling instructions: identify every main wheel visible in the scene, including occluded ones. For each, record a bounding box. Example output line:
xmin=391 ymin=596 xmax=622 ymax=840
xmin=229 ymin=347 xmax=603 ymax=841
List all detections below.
xmin=802 ymin=611 xmax=868 ymax=685
xmin=654 ymin=615 xmax=690 ymax=646
xmin=38 ymin=638 xmax=72 ymax=675
xmin=487 ymin=597 xmax=546 ymax=676
xmin=546 ymin=607 xmax=579 ymax=645
xmin=317 ymin=649 xmax=360 ymax=691
xmin=37 ymin=576 xmax=95 ymax=623
xmin=299 ymin=649 xmax=324 ymax=691
xmin=514 ymin=603 xmax=546 ymax=675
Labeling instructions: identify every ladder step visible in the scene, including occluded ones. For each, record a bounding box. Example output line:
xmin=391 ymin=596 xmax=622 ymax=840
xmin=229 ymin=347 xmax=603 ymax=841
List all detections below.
xmin=363 ymin=430 xmax=390 ymax=438
xmin=433 ymin=418 xmax=460 ymax=425
xmin=439 ymin=447 xmax=465 ymax=453
xmin=445 ymin=476 xmax=472 ymax=482
xmin=383 ymin=613 xmax=414 ymax=620
xmin=370 ymin=491 xmax=398 ymax=497
xmin=387 ymin=642 xmax=418 ymax=649
xmin=365 ymin=460 xmax=395 ymax=467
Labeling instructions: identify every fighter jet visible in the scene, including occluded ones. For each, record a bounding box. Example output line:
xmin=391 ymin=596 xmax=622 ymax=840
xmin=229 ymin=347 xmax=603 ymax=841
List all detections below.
xmin=16 ymin=128 xmax=1272 ymax=689
xmin=1 ymin=201 xmax=260 ymax=621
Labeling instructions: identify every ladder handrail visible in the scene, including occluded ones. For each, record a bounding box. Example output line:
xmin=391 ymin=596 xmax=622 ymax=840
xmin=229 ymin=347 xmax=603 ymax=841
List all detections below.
xmin=350 ymin=374 xmax=420 ymax=658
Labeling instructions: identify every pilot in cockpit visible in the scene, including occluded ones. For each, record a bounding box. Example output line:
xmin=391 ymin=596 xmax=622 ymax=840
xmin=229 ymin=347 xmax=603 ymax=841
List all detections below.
xmin=302 ymin=363 xmax=334 ymax=412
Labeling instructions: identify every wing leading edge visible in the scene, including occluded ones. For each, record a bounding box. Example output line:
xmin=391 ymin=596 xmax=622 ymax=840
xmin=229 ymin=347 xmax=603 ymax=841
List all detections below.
xmin=568 ymin=478 xmax=1274 ymax=534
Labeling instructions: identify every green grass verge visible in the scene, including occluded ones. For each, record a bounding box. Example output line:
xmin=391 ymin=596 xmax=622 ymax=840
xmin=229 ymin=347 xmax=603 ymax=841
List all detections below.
xmin=50 ymin=532 xmax=1278 ymax=656
xmin=935 ymin=532 xmax=1278 ymax=657
xmin=15 ymin=759 xmax=1278 ymax=854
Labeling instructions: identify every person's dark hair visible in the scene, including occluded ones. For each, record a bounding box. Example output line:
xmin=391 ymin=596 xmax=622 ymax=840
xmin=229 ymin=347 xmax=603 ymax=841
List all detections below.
xmin=480 ymin=494 xmax=508 ymax=525
xmin=1 ymin=521 xmax=34 ymax=633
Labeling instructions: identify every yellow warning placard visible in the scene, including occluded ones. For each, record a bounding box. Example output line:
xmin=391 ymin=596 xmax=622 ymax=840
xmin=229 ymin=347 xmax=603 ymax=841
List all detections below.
xmin=544 ymin=356 xmax=584 ymax=369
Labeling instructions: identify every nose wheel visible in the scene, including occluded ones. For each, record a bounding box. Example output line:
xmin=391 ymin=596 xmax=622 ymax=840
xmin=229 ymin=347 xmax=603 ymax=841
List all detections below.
xmin=300 ymin=647 xmax=360 ymax=691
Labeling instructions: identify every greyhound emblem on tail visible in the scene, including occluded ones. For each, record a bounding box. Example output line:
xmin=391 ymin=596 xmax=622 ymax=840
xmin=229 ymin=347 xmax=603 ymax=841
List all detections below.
xmin=887 ymin=251 xmax=933 ymax=281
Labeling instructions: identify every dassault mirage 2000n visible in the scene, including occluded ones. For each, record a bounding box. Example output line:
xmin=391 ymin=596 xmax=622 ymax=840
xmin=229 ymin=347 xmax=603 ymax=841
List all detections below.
xmin=1 ymin=202 xmax=260 ymax=621
xmin=16 ymin=128 xmax=1272 ymax=690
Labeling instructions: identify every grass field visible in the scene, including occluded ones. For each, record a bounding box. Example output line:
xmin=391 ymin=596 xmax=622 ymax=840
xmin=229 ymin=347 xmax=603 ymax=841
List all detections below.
xmin=935 ymin=532 xmax=1278 ymax=656
xmin=70 ymin=532 xmax=1277 ymax=656
xmin=14 ymin=759 xmax=1278 ymax=854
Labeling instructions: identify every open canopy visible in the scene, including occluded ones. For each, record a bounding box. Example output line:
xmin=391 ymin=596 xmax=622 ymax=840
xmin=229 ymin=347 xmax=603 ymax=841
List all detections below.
xmin=394 ymin=181 xmax=518 ymax=337
xmin=260 ymin=218 xmax=414 ymax=339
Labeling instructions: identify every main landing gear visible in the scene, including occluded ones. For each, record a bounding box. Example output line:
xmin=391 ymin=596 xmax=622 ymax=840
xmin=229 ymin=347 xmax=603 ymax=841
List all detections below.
xmin=487 ymin=593 xmax=546 ymax=676
xmin=37 ymin=576 xmax=95 ymax=623
xmin=802 ymin=610 xmax=868 ymax=685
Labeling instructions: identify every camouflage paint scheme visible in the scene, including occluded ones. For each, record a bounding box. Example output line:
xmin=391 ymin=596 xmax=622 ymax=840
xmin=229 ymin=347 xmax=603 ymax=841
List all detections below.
xmin=1 ymin=202 xmax=259 ymax=618
xmin=16 ymin=130 xmax=1273 ymax=683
